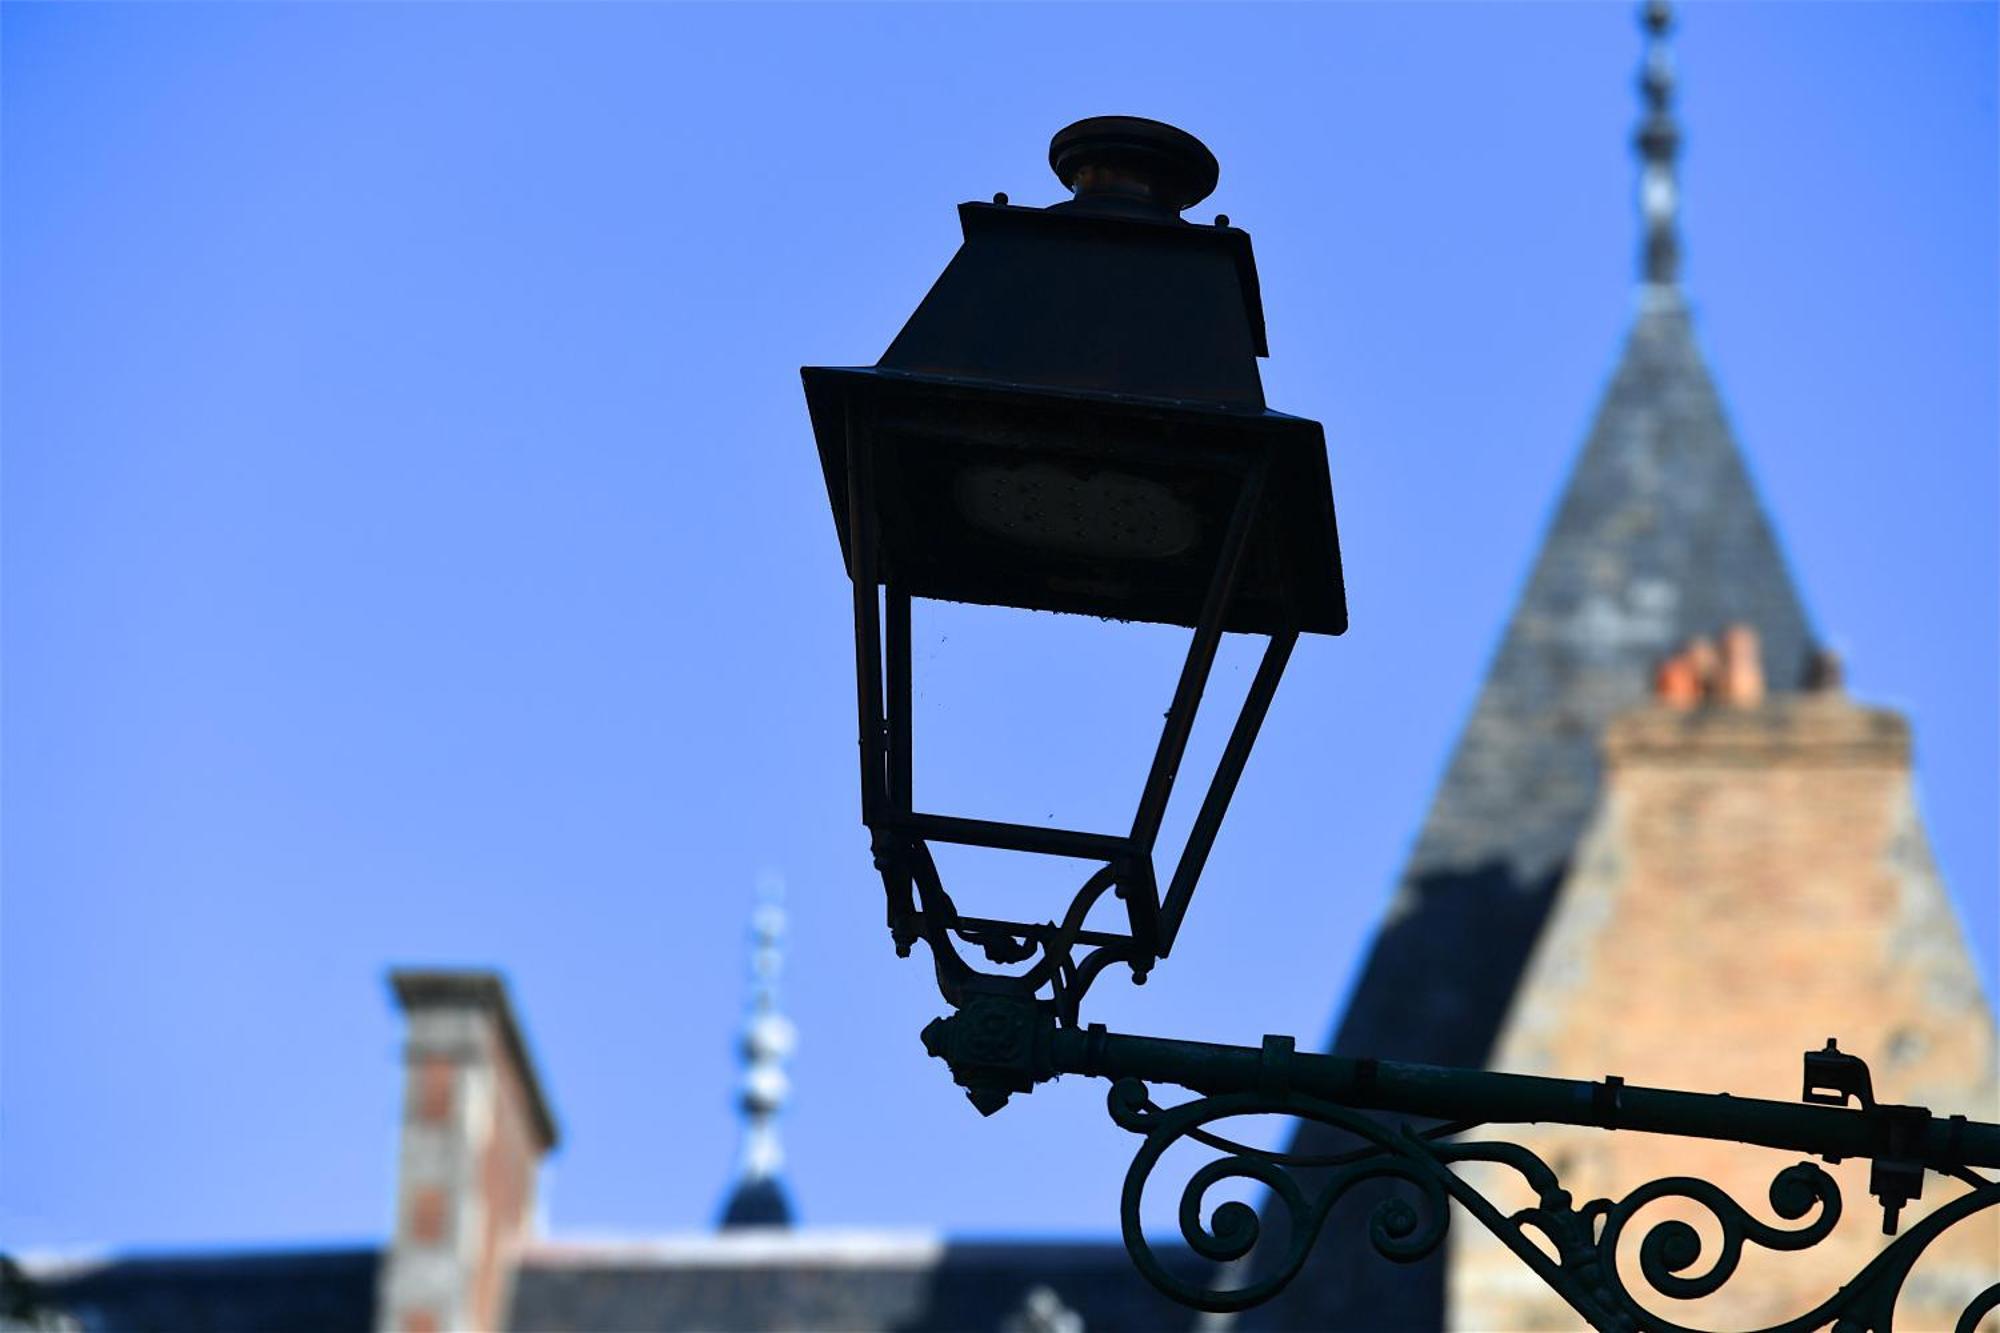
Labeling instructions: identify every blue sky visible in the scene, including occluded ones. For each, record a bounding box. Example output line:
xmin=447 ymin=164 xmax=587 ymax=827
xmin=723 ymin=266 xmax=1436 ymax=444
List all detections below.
xmin=4 ymin=3 xmax=1994 ymax=1249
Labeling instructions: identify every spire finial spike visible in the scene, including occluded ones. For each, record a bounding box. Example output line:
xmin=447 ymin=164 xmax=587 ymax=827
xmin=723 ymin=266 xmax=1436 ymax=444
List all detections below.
xmin=719 ymin=871 xmax=796 ymax=1228
xmin=1636 ymin=0 xmax=1683 ymax=288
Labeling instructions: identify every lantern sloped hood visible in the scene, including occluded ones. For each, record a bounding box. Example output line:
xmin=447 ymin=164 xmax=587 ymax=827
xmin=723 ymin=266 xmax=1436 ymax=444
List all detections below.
xmin=804 ymin=116 xmax=1346 ymax=636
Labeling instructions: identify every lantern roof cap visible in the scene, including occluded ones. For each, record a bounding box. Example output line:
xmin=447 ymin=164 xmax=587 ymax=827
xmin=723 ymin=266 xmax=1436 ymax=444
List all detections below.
xmin=1048 ymin=116 xmax=1220 ymax=220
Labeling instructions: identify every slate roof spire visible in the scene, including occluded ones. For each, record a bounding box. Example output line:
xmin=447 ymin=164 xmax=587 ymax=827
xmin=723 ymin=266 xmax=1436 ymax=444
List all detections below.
xmin=1312 ymin=0 xmax=1817 ymax=1081
xmin=1636 ymin=0 xmax=1683 ymax=289
xmin=1249 ymin=7 xmax=1818 ymax=1326
xmin=718 ymin=873 xmax=797 ymax=1228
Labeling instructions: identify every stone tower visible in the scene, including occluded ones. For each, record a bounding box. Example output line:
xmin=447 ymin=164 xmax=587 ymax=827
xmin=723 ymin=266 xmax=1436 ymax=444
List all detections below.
xmin=1249 ymin=5 xmax=1996 ymax=1328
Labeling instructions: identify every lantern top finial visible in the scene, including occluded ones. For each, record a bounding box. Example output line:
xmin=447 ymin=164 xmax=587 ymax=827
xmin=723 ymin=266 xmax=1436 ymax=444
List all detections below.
xmin=1048 ymin=116 xmax=1219 ymax=219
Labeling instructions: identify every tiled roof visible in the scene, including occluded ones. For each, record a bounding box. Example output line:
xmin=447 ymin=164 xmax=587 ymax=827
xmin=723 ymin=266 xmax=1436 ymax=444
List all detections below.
xmin=20 ymin=1234 xmax=1205 ymax=1333
xmin=21 ymin=1248 xmax=378 ymax=1333
xmin=508 ymin=1233 xmax=1205 ymax=1332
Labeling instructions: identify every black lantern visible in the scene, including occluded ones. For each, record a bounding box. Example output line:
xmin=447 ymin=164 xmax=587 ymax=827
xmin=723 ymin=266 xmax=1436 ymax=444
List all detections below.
xmin=803 ymin=117 xmax=1346 ymax=1036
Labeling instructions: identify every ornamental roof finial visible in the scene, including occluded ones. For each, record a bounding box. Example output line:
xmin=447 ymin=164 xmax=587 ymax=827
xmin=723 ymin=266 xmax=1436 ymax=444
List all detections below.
xmin=1636 ymin=0 xmax=1683 ymax=289
xmin=718 ymin=871 xmax=796 ymax=1228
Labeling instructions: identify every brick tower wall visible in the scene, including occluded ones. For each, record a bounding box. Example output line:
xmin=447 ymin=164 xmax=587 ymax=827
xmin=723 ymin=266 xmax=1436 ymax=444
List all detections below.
xmin=1447 ymin=687 xmax=1997 ymax=1331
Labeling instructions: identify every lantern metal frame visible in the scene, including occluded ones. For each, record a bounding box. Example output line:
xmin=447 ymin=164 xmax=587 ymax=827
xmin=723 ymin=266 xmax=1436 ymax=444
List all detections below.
xmin=828 ymin=376 xmax=1300 ymax=1029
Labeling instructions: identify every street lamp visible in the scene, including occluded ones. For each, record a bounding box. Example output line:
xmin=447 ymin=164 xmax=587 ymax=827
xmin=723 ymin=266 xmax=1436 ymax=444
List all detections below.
xmin=803 ymin=116 xmax=1345 ymax=1066
xmin=802 ymin=119 xmax=2000 ymax=1329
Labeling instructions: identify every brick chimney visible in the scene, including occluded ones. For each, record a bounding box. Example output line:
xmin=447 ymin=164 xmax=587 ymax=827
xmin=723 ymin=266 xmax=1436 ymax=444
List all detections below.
xmin=1450 ymin=688 xmax=1997 ymax=1330
xmin=378 ymin=971 xmax=558 ymax=1333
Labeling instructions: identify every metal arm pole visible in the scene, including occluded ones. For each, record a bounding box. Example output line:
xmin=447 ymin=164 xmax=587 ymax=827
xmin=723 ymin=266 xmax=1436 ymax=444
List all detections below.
xmin=1043 ymin=1025 xmax=2000 ymax=1170
xmin=923 ymin=1002 xmax=1999 ymax=1169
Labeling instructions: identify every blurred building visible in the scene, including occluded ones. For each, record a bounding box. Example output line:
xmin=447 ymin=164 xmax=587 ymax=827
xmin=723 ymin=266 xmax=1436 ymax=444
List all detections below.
xmin=1250 ymin=6 xmax=1996 ymax=1331
xmin=10 ymin=962 xmax=1198 ymax=1333
xmin=8 ymin=6 xmax=1993 ymax=1332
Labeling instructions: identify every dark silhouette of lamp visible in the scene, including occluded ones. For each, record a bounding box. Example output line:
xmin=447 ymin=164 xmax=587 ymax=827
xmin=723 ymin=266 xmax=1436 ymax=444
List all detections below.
xmin=802 ymin=117 xmax=1346 ymax=1043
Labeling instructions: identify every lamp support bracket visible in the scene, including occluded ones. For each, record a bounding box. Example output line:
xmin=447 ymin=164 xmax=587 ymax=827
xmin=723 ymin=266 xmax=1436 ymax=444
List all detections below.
xmin=920 ymin=1000 xmax=2000 ymax=1329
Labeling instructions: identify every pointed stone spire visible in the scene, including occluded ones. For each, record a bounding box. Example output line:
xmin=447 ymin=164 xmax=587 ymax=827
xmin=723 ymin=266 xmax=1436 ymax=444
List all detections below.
xmin=718 ymin=872 xmax=796 ymax=1228
xmin=1636 ymin=0 xmax=1683 ymax=289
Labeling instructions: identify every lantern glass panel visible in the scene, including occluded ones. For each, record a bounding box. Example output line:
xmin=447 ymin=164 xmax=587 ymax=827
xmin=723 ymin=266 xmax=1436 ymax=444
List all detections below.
xmin=910 ymin=598 xmax=1196 ymax=834
xmin=901 ymin=595 xmax=1272 ymax=950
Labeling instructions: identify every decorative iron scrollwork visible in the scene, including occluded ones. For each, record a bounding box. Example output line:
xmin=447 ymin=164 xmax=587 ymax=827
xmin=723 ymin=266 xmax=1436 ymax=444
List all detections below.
xmin=1106 ymin=1080 xmax=1458 ymax=1315
xmin=879 ymin=838 xmax=1140 ymax=1025
xmin=1106 ymin=1080 xmax=2000 ymax=1331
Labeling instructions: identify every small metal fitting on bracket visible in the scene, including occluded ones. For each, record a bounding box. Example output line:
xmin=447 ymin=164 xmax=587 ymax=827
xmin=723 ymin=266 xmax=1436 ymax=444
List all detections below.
xmin=1593 ymin=1074 xmax=1626 ymax=1129
xmin=1803 ymin=1036 xmax=1874 ymax=1109
xmin=1798 ymin=1038 xmax=1931 ymax=1233
xmin=921 ymin=995 xmax=1055 ymax=1116
xmin=1871 ymin=1104 xmax=1931 ymax=1235
xmin=1258 ymin=1034 xmax=1295 ymax=1099
xmin=1081 ymin=1023 xmax=1110 ymax=1078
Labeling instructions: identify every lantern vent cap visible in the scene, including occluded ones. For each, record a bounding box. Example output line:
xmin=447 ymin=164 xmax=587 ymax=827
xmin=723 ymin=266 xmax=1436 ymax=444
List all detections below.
xmin=1048 ymin=116 xmax=1219 ymax=220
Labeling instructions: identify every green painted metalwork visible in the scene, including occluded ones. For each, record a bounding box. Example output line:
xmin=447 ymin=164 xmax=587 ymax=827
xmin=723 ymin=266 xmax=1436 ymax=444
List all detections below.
xmin=921 ymin=999 xmax=2000 ymax=1329
xmin=1108 ymin=1079 xmax=2000 ymax=1330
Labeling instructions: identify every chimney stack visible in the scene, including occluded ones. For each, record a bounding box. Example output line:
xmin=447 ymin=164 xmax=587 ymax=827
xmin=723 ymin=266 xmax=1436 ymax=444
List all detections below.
xmin=378 ymin=971 xmax=558 ymax=1333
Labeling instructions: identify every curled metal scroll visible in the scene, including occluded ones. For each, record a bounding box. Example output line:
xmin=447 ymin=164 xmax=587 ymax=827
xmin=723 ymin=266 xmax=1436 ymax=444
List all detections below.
xmin=1106 ymin=1082 xmax=2000 ymax=1330
xmin=1590 ymin=1164 xmax=1840 ymax=1326
xmin=1106 ymin=1080 xmax=1453 ymax=1313
xmin=878 ymin=836 xmax=1138 ymax=1023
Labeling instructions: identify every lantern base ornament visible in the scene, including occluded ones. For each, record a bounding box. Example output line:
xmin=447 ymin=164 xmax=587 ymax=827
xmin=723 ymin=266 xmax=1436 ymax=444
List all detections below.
xmin=920 ymin=999 xmax=2000 ymax=1331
